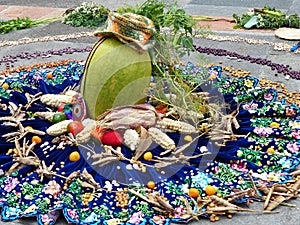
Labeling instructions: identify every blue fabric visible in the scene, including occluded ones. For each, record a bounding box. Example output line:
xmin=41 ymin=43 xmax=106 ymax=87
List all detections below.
xmin=0 ymin=62 xmax=299 ymax=225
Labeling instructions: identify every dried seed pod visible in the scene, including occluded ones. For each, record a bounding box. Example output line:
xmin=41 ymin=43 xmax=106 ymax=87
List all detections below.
xmin=266 ymin=196 xmax=286 ymax=211
xmin=156 ymin=118 xmax=198 ymax=134
xmin=209 ymin=195 xmax=239 ymax=208
xmin=76 ymin=119 xmax=97 ymax=143
xmin=148 ymin=127 xmax=175 ymax=151
xmin=41 ymin=94 xmax=74 ymax=107
xmin=123 ymin=129 xmax=140 ymax=151
xmin=36 ymin=111 xmax=56 ymax=122
xmin=98 ymin=104 xmax=158 ymax=130
xmin=46 ymin=120 xmax=73 ymax=136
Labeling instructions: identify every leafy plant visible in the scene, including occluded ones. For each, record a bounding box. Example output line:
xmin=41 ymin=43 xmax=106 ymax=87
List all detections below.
xmin=62 ymin=2 xmax=109 ymax=28
xmin=117 ymin=0 xmax=196 ymax=61
xmin=0 ymin=17 xmax=57 ymax=34
xmin=233 ymin=6 xmax=300 ymax=29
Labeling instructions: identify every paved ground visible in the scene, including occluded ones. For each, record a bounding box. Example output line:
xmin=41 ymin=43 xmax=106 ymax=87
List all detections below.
xmin=0 ymin=0 xmax=300 ymax=225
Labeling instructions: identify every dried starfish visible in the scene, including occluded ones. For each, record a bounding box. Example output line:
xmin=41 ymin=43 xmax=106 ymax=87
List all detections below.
xmin=153 ymin=152 xmax=209 ymax=169
xmin=129 ymin=189 xmax=175 ymax=214
xmin=210 ymin=108 xmax=245 ymax=143
xmin=0 ymin=102 xmax=45 ymax=141
xmin=5 ymin=138 xmax=40 ymax=175
xmin=91 ymin=146 xmax=124 ymax=167
xmin=25 ymin=92 xmax=42 ymax=110
xmin=3 ymin=125 xmax=45 ymax=142
xmin=36 ymin=160 xmax=55 ymax=182
xmin=80 ymin=168 xmax=100 ymax=189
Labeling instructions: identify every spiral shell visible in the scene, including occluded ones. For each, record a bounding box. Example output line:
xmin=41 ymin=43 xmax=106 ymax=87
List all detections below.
xmin=76 ymin=119 xmax=97 ymax=143
xmin=156 ymin=118 xmax=198 ymax=134
xmin=35 ymin=111 xmax=56 ymax=122
xmin=148 ymin=127 xmax=175 ymax=151
xmin=123 ymin=129 xmax=140 ymax=151
xmin=40 ymin=94 xmax=74 ymax=108
xmin=46 ymin=120 xmax=72 ymax=136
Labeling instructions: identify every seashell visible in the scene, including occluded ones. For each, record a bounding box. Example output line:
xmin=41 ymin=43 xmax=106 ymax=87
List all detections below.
xmin=156 ymin=118 xmax=198 ymax=134
xmin=76 ymin=119 xmax=97 ymax=143
xmin=123 ymin=129 xmax=140 ymax=151
xmin=40 ymin=94 xmax=74 ymax=108
xmin=148 ymin=127 xmax=175 ymax=151
xmin=35 ymin=111 xmax=56 ymax=122
xmin=46 ymin=120 xmax=73 ymax=136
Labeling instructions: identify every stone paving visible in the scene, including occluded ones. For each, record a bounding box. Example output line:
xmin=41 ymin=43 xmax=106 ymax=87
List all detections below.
xmin=0 ymin=0 xmax=300 ymax=225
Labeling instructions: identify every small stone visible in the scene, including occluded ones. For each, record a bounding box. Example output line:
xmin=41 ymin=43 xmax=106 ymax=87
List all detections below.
xmin=126 ymin=164 xmax=133 ymax=170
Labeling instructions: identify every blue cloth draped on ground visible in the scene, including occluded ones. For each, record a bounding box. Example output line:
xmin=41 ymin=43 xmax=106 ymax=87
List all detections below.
xmin=0 ymin=61 xmax=299 ymax=225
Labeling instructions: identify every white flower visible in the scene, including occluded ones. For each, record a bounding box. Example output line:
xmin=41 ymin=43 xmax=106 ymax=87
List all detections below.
xmin=123 ymin=129 xmax=140 ymax=151
xmin=104 ymin=181 xmax=112 ymax=191
xmin=181 ymin=183 xmax=189 ymax=194
xmin=199 ymin=146 xmax=208 ymax=153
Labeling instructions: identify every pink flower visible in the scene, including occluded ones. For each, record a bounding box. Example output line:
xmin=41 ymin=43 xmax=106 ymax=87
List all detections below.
xmin=41 ymin=214 xmax=51 ymax=223
xmin=242 ymin=103 xmax=258 ymax=110
xmin=42 ymin=211 xmax=60 ymax=223
xmin=4 ymin=178 xmax=19 ymax=192
xmin=287 ymin=142 xmax=299 ymax=153
xmin=174 ymin=206 xmax=185 ymax=218
xmin=128 ymin=212 xmax=144 ymax=225
xmin=292 ymin=130 xmax=300 ymax=139
xmin=231 ymin=163 xmax=248 ymax=173
xmin=67 ymin=209 xmax=79 ymax=220
xmin=264 ymin=92 xmax=274 ymax=101
xmin=253 ymin=127 xmax=274 ymax=137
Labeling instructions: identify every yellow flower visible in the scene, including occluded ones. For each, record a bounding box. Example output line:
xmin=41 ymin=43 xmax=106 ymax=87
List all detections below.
xmin=244 ymin=79 xmax=254 ymax=88
xmin=266 ymin=147 xmax=275 ymax=154
xmin=270 ymin=122 xmax=280 ymax=128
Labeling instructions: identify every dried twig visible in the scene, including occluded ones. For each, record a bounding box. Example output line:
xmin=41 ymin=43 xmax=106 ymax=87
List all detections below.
xmin=264 ymin=186 xmax=274 ymax=209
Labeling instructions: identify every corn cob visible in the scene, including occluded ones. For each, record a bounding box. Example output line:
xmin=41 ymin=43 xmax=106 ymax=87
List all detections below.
xmin=148 ymin=127 xmax=175 ymax=151
xmin=46 ymin=120 xmax=73 ymax=136
xmin=156 ymin=118 xmax=198 ymax=134
xmin=40 ymin=94 xmax=74 ymax=108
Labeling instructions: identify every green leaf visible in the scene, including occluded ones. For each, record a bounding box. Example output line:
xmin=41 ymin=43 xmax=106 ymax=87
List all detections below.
xmin=182 ymin=36 xmax=193 ymax=49
xmin=244 ymin=16 xmax=259 ymax=29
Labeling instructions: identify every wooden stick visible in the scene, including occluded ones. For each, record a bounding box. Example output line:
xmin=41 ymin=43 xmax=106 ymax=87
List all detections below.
xmin=290 ymin=170 xmax=300 ymax=177
xmin=266 ymin=196 xmax=286 ymax=211
xmin=264 ymin=186 xmax=274 ymax=209
xmin=209 ymin=206 xmax=278 ymax=214
xmin=248 ymin=171 xmax=259 ymax=197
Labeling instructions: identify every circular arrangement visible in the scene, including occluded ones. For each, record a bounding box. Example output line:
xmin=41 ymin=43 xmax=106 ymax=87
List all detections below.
xmin=0 ymin=59 xmax=299 ymax=225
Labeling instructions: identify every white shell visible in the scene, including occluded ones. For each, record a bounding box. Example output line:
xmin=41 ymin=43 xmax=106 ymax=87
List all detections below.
xmin=46 ymin=120 xmax=73 ymax=136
